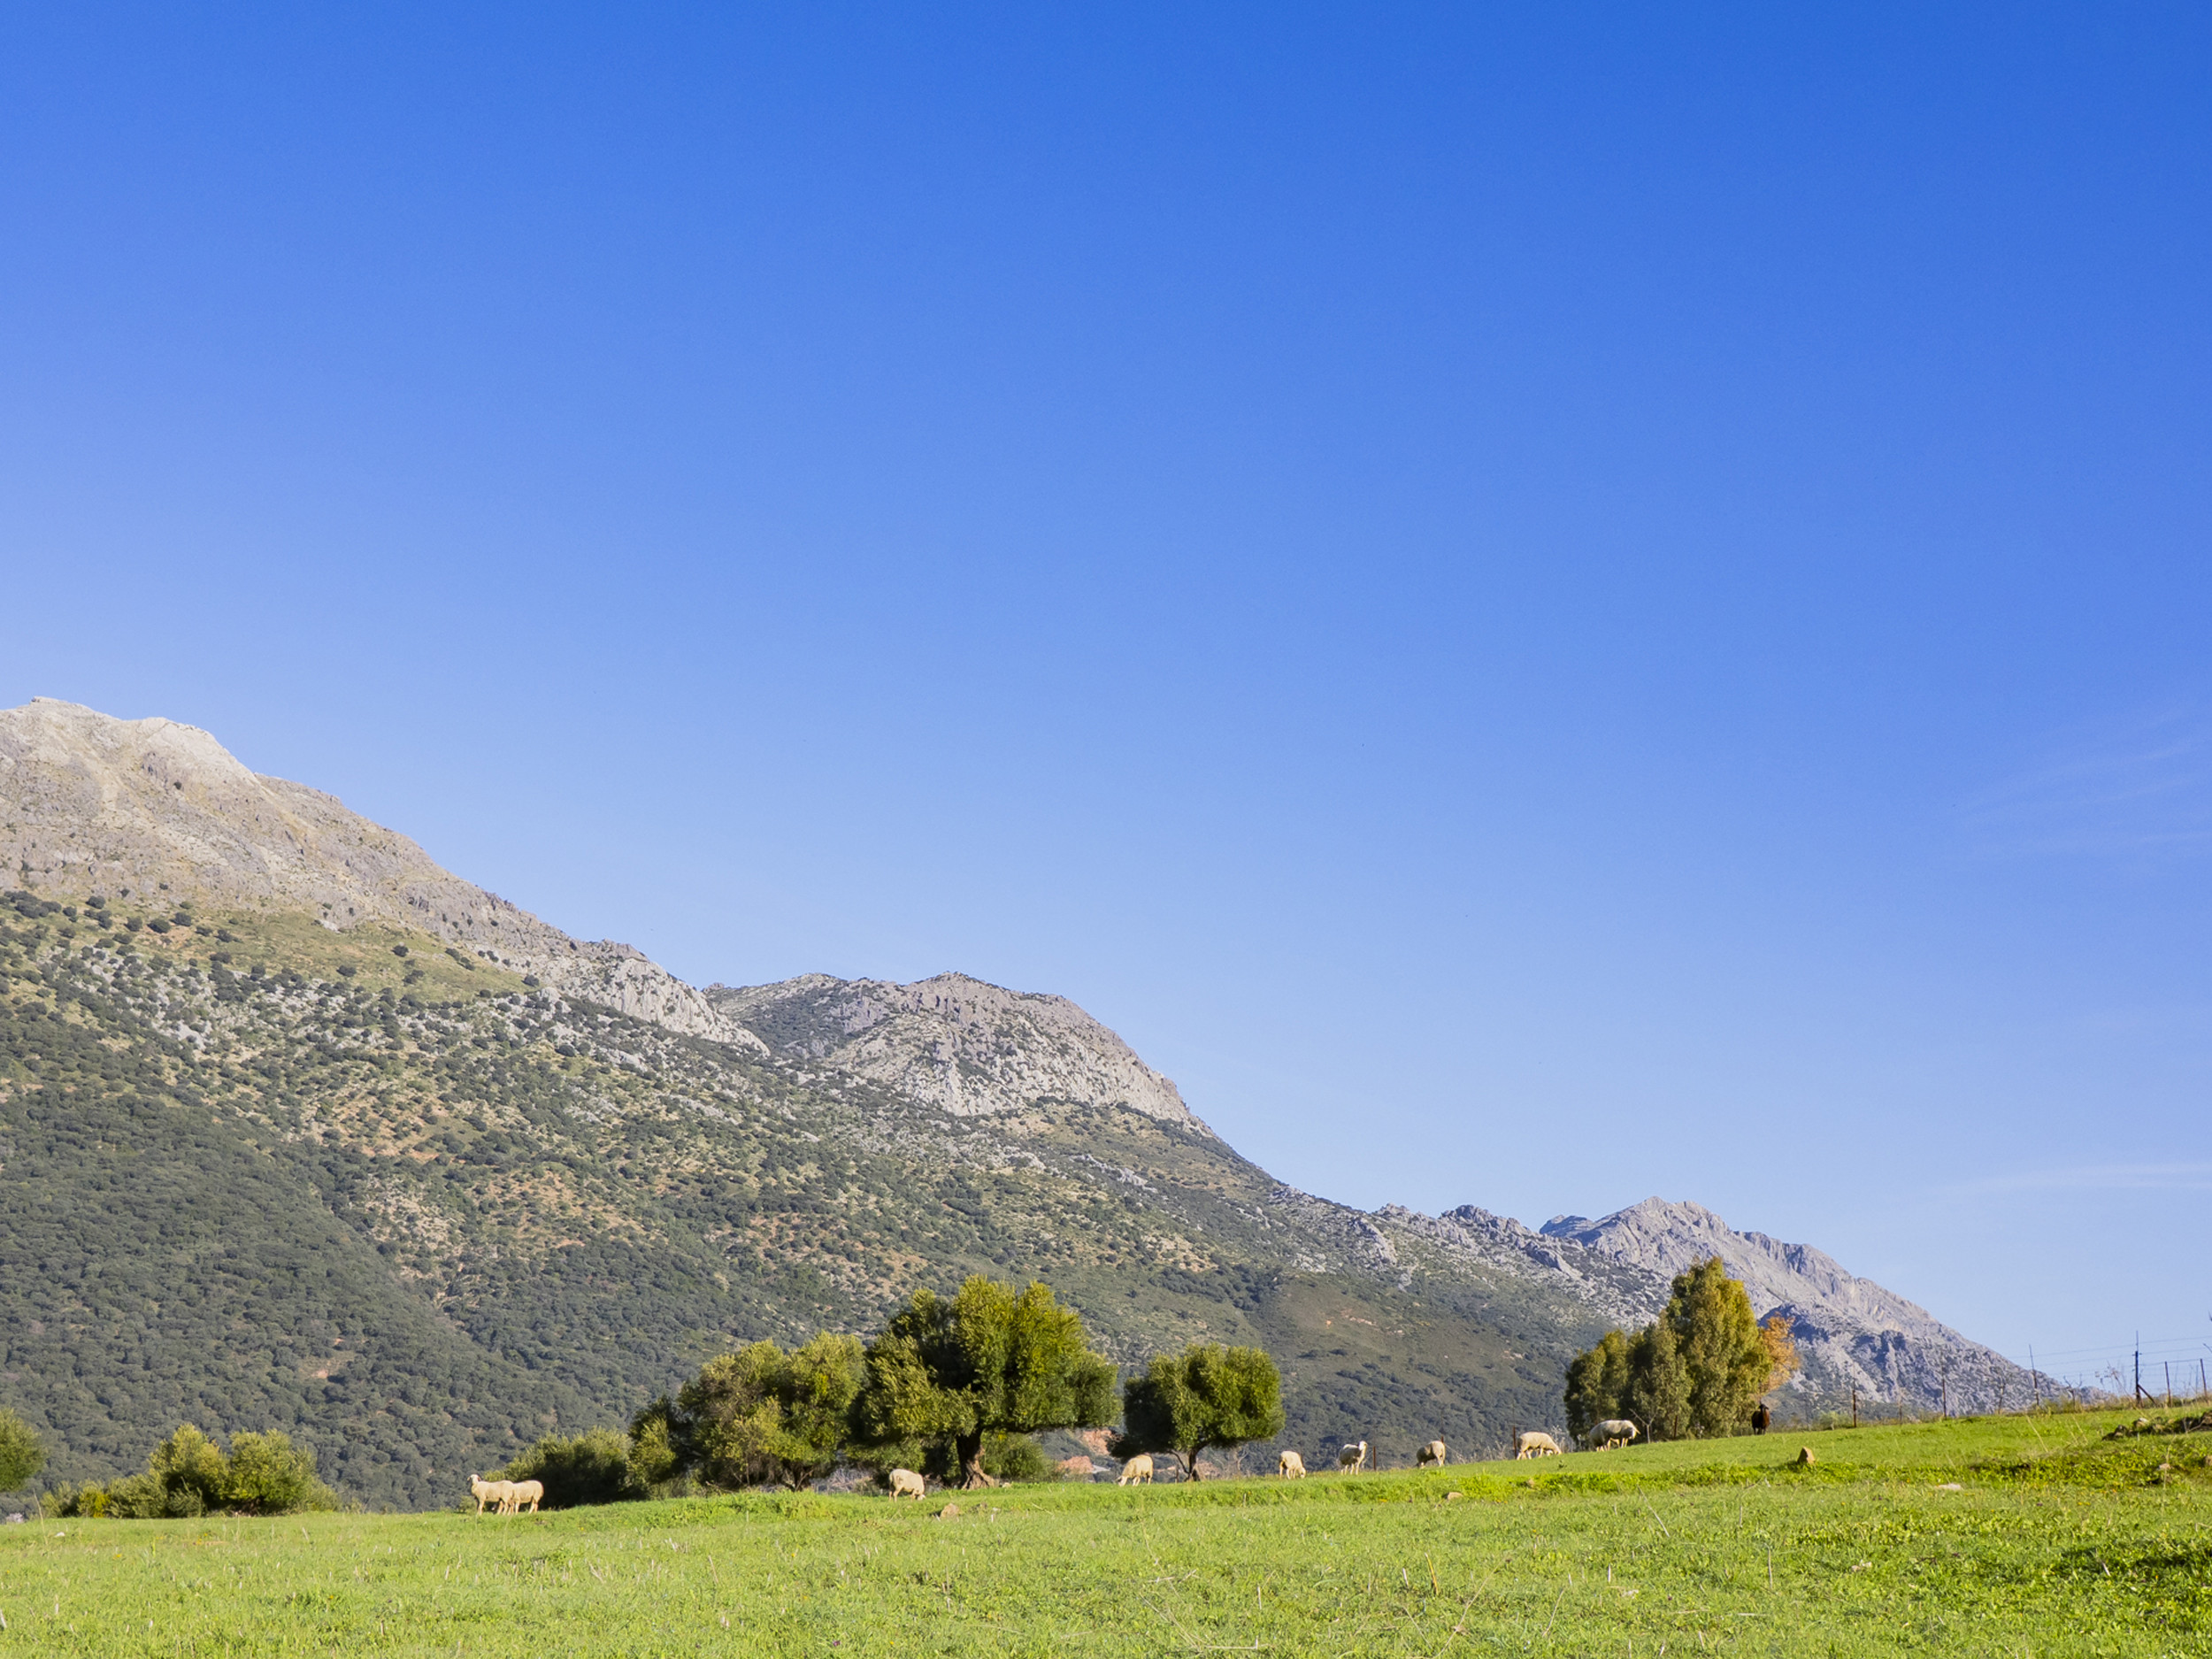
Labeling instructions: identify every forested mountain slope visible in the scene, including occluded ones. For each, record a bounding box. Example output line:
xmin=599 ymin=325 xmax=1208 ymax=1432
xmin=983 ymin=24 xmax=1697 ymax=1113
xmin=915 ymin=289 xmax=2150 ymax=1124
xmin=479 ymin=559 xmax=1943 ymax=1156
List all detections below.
xmin=0 ymin=701 xmax=2024 ymax=1509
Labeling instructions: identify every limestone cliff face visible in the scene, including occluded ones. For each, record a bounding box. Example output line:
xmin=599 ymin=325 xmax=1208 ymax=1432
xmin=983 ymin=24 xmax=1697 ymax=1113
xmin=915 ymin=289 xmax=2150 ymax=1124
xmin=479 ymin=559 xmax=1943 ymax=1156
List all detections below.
xmin=709 ymin=971 xmax=1203 ymax=1129
xmin=0 ymin=698 xmax=757 ymax=1049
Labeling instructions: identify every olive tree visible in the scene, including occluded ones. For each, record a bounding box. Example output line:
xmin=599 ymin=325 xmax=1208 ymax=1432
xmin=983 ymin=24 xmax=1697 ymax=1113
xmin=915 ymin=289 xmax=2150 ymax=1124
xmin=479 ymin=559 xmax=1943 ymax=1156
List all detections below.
xmin=1111 ymin=1343 xmax=1285 ymax=1479
xmin=852 ymin=1277 xmax=1116 ymax=1489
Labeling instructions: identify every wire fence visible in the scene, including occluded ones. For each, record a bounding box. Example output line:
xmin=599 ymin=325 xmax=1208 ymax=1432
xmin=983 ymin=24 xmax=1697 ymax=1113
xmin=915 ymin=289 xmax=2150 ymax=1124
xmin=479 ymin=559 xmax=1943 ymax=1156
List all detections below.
xmin=2017 ymin=1331 xmax=2212 ymax=1409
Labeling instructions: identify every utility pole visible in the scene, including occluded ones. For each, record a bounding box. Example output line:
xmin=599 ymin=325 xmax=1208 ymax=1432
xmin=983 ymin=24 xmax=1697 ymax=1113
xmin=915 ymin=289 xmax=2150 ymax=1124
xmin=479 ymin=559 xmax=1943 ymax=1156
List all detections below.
xmin=2031 ymin=1346 xmax=2042 ymax=1410
xmin=1850 ymin=1385 xmax=1858 ymax=1430
xmin=2136 ymin=1336 xmax=2145 ymax=1404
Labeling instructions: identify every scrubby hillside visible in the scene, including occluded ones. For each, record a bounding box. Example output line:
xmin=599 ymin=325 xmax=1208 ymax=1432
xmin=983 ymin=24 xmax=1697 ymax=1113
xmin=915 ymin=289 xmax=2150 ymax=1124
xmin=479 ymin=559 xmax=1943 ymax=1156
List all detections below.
xmin=0 ymin=700 xmax=2030 ymax=1509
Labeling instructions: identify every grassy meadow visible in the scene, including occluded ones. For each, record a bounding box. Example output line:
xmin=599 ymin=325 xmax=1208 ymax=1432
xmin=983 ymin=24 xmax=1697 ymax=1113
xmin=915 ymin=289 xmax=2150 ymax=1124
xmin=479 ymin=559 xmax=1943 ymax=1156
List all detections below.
xmin=4 ymin=1406 xmax=2208 ymax=1655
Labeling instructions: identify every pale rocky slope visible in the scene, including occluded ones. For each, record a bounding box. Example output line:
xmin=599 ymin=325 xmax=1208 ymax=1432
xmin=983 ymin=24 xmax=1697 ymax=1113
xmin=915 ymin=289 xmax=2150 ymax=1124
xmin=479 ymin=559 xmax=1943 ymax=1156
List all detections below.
xmin=0 ymin=699 xmax=757 ymax=1048
xmin=710 ymin=972 xmax=1203 ymax=1128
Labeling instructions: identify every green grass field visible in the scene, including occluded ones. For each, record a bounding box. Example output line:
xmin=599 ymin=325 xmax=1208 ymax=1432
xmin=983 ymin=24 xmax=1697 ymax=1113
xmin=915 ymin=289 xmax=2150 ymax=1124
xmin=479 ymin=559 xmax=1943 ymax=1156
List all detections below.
xmin=4 ymin=1407 xmax=2208 ymax=1655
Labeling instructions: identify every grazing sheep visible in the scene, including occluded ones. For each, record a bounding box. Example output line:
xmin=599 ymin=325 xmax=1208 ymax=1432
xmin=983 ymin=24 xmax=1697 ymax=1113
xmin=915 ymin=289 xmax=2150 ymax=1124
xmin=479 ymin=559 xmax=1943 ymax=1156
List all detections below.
xmin=1338 ymin=1441 xmax=1368 ymax=1473
xmin=506 ymin=1479 xmax=544 ymax=1516
xmin=1750 ymin=1402 xmax=1770 ymax=1434
xmin=468 ymin=1475 xmax=513 ymax=1516
xmin=1416 ymin=1440 xmax=1447 ymax=1468
xmin=1278 ymin=1450 xmax=1306 ymax=1479
xmin=888 ymin=1469 xmax=927 ymax=1501
xmin=1118 ymin=1455 xmax=1155 ymax=1486
xmin=1514 ymin=1432 xmax=1562 ymax=1459
xmin=1592 ymin=1419 xmax=1640 ymax=1450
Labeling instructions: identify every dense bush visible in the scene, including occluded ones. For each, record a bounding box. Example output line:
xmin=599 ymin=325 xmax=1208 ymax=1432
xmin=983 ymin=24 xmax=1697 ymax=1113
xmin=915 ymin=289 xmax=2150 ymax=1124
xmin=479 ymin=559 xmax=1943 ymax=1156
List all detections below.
xmin=499 ymin=1428 xmax=657 ymax=1508
xmin=46 ymin=1425 xmax=334 ymax=1517
xmin=0 ymin=1407 xmax=45 ymax=1492
xmin=648 ymin=1333 xmax=865 ymax=1491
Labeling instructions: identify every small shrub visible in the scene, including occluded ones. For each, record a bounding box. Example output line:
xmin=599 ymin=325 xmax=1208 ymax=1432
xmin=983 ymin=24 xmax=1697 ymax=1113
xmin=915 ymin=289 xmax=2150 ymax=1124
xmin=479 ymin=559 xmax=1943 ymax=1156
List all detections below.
xmin=337 ymin=965 xmax=357 ymax=978
xmin=224 ymin=1432 xmax=334 ymax=1515
xmin=392 ymin=945 xmax=409 ymax=958
xmin=523 ymin=976 xmax=541 ymax=987
xmin=149 ymin=919 xmax=172 ymax=934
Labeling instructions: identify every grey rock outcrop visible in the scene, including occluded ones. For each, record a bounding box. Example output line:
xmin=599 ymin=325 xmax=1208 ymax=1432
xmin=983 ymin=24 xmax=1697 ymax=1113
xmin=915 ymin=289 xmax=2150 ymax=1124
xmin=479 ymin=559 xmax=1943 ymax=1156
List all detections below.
xmin=710 ymin=971 xmax=1202 ymax=1128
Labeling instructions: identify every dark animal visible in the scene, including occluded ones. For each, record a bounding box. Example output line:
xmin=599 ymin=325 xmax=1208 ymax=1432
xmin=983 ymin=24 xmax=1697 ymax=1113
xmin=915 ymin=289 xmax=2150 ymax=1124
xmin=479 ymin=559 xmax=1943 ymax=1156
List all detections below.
xmin=1751 ymin=1402 xmax=1770 ymax=1434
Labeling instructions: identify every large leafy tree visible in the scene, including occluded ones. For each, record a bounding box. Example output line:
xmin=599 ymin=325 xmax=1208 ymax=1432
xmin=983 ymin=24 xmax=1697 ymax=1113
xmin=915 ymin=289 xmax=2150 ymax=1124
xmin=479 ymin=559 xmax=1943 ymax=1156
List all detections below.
xmin=648 ymin=1333 xmax=865 ymax=1491
xmin=1563 ymin=1328 xmax=1632 ymax=1444
xmin=1112 ymin=1343 xmax=1285 ymax=1479
xmin=853 ymin=1277 xmax=1116 ymax=1489
xmin=1666 ymin=1257 xmax=1768 ymax=1437
xmin=1563 ymin=1256 xmax=1770 ymax=1441
xmin=1758 ymin=1312 xmax=1801 ymax=1395
xmin=1624 ymin=1317 xmax=1692 ymax=1440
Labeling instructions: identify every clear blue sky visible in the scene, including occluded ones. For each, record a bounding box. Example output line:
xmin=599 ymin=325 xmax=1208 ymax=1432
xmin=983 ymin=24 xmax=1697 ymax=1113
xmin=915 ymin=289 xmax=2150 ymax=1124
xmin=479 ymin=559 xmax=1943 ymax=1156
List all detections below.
xmin=4 ymin=4 xmax=2208 ymax=1383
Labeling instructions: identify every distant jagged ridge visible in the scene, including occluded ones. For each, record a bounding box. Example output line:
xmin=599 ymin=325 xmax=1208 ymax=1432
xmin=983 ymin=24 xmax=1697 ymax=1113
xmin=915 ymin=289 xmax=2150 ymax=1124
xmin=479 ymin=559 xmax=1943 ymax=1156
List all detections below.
xmin=0 ymin=698 xmax=757 ymax=1048
xmin=1532 ymin=1199 xmax=2037 ymax=1416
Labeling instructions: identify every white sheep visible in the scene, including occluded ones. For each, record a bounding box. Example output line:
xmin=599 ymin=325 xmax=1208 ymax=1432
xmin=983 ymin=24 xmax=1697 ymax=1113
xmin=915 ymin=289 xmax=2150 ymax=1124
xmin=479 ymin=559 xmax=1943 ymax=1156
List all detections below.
xmin=506 ymin=1479 xmax=544 ymax=1515
xmin=888 ymin=1469 xmax=926 ymax=1501
xmin=1278 ymin=1450 xmax=1306 ymax=1479
xmin=1416 ymin=1440 xmax=1447 ymax=1468
xmin=1338 ymin=1441 xmax=1367 ymax=1473
xmin=1118 ymin=1454 xmax=1155 ymax=1486
xmin=468 ymin=1474 xmax=513 ymax=1516
xmin=1591 ymin=1419 xmax=1640 ymax=1450
xmin=1515 ymin=1432 xmax=1562 ymax=1459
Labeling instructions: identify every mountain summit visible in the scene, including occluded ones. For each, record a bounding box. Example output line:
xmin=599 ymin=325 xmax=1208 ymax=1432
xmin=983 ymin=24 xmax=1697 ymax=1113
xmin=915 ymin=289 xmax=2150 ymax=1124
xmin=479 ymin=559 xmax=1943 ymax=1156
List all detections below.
xmin=0 ymin=699 xmax=2026 ymax=1506
xmin=0 ymin=697 xmax=751 ymax=1045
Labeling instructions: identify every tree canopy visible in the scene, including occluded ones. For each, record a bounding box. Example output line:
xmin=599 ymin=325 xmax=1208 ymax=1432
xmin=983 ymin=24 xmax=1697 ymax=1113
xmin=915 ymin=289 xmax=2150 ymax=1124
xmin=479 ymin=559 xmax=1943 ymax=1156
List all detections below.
xmin=1112 ymin=1343 xmax=1285 ymax=1479
xmin=852 ymin=1277 xmax=1116 ymax=1487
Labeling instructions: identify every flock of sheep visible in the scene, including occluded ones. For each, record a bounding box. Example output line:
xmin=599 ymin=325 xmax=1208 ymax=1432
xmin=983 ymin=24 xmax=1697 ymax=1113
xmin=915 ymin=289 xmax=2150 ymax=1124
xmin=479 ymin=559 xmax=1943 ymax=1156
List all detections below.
xmin=469 ymin=1424 xmax=1642 ymax=1512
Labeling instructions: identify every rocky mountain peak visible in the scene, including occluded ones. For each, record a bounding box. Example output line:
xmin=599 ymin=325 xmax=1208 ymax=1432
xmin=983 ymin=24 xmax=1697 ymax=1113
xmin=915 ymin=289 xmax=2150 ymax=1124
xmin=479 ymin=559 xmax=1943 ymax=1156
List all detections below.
xmin=709 ymin=970 xmax=1203 ymax=1129
xmin=1538 ymin=1196 xmax=2031 ymax=1411
xmin=0 ymin=697 xmax=757 ymax=1048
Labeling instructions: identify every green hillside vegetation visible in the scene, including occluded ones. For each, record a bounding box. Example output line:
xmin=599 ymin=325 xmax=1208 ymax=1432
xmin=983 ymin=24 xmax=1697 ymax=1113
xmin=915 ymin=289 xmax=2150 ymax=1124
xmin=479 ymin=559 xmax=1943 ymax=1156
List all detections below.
xmin=3 ymin=1408 xmax=2205 ymax=1655
xmin=0 ymin=893 xmax=1615 ymax=1509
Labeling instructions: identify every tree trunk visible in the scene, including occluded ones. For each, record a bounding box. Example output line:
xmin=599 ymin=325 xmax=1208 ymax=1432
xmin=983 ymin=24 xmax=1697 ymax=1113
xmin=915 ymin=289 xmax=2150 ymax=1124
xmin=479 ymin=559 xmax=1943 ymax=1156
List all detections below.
xmin=956 ymin=1432 xmax=997 ymax=1490
xmin=1181 ymin=1448 xmax=1202 ymax=1480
